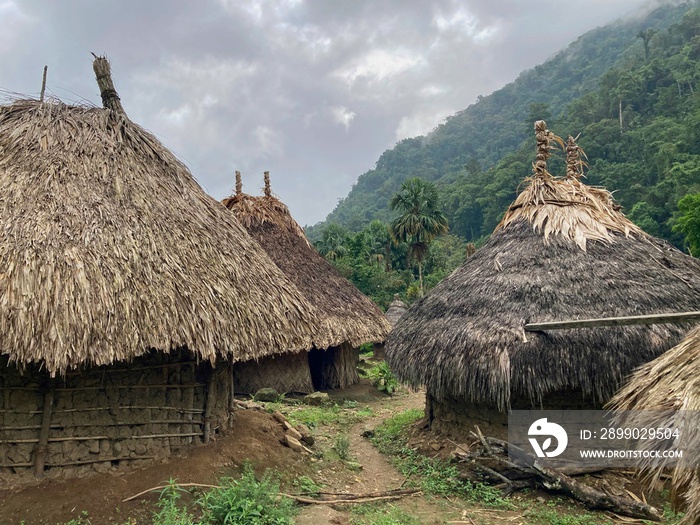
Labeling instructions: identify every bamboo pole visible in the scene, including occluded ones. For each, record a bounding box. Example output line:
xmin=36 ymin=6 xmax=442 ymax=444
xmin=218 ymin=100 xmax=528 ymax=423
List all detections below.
xmin=229 ymin=360 xmax=237 ymax=427
xmin=524 ymin=311 xmax=700 ymax=332
xmin=39 ymin=65 xmax=48 ymax=102
xmin=203 ymin=366 xmax=217 ymax=443
xmin=33 ymin=387 xmax=54 ymax=477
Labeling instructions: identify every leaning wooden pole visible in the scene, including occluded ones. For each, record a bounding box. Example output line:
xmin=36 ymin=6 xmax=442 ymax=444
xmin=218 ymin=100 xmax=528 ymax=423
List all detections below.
xmin=525 ymin=311 xmax=700 ymax=332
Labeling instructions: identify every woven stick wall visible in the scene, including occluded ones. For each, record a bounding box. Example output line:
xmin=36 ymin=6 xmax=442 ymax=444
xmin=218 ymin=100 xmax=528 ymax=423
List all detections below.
xmin=233 ymin=352 xmax=314 ymax=394
xmin=0 ymin=351 xmax=232 ymax=481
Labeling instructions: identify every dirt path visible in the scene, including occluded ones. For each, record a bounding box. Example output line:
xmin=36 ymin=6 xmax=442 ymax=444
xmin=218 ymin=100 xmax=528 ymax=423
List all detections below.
xmin=295 ymin=388 xmax=467 ymax=525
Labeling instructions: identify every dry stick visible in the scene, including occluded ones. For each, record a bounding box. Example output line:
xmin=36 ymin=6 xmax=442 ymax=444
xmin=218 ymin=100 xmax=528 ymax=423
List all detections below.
xmin=39 ymin=65 xmax=48 ymax=102
xmin=123 ymin=483 xmax=221 ymax=502
xmin=122 ymin=485 xmax=420 ymax=504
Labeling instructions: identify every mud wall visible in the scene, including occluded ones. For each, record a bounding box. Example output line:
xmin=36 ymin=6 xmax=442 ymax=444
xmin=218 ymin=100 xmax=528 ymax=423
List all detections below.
xmin=0 ymin=349 xmax=233 ymax=482
xmin=426 ymin=390 xmax=598 ymax=440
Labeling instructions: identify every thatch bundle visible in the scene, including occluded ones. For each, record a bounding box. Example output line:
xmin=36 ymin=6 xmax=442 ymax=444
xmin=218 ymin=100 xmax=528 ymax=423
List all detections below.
xmin=610 ymin=327 xmax=700 ymax=524
xmin=0 ymin=57 xmax=316 ymax=375
xmin=222 ymin=173 xmax=391 ymax=350
xmin=386 ymin=122 xmax=700 ymax=411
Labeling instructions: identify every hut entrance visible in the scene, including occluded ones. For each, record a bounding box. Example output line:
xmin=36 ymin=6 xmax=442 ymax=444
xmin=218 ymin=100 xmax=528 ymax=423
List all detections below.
xmin=308 ymin=343 xmax=360 ymax=391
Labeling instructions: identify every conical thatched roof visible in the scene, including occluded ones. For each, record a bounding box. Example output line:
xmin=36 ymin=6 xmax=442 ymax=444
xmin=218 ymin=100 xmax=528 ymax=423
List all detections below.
xmin=610 ymin=327 xmax=700 ymax=524
xmin=222 ymin=172 xmax=391 ymax=349
xmin=0 ymin=57 xmax=316 ymax=375
xmin=386 ymin=122 xmax=700 ymax=411
xmin=386 ymin=294 xmax=408 ymax=327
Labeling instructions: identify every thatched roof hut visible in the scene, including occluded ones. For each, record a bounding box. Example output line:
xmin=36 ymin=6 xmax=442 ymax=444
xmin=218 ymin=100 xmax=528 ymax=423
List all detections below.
xmin=0 ymin=58 xmax=316 ymax=375
xmin=386 ymin=294 xmax=408 ymax=327
xmin=609 ymin=327 xmax=700 ymax=524
xmin=222 ymin=172 xmax=391 ymax=392
xmin=386 ymin=122 xmax=700 ymax=415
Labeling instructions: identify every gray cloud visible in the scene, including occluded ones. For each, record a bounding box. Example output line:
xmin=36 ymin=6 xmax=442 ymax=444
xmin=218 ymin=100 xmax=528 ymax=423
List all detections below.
xmin=1 ymin=0 xmax=659 ymax=225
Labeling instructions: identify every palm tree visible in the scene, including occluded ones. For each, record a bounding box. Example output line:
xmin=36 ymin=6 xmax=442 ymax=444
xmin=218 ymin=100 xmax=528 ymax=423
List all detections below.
xmin=390 ymin=178 xmax=448 ymax=296
xmin=317 ymin=223 xmax=349 ymax=261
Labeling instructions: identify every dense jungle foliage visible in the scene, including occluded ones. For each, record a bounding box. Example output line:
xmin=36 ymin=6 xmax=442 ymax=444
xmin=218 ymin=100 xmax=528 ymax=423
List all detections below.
xmin=309 ymin=3 xmax=700 ymax=307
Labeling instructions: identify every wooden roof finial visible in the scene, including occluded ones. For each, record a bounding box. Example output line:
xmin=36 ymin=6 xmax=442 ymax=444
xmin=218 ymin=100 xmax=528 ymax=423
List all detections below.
xmin=263 ymin=171 xmax=271 ymax=197
xmin=235 ymin=171 xmax=242 ymax=196
xmin=92 ymin=54 xmax=125 ymax=113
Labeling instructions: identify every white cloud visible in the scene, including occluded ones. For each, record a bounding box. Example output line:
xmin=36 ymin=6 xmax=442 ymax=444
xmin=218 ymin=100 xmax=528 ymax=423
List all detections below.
xmin=331 ymin=106 xmax=356 ymax=130
xmin=332 ymin=49 xmax=422 ymax=86
xmin=254 ymin=125 xmax=284 ymax=157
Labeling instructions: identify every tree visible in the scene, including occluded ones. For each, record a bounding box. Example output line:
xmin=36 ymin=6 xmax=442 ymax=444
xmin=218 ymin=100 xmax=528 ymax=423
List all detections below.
xmin=316 ymin=223 xmax=349 ymax=261
xmin=389 ymin=178 xmax=448 ymax=296
xmin=674 ymin=192 xmax=700 ymax=256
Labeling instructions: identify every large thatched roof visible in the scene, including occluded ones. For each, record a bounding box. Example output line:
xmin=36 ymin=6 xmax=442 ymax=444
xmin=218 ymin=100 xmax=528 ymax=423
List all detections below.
xmin=0 ymin=58 xmax=316 ymax=375
xmin=609 ymin=327 xmax=700 ymax=524
xmin=222 ymin=173 xmax=391 ymax=349
xmin=386 ymin=122 xmax=700 ymax=410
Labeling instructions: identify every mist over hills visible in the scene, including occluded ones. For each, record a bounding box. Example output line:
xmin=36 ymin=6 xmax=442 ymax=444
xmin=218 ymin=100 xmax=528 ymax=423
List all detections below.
xmin=308 ymin=1 xmax=697 ymax=246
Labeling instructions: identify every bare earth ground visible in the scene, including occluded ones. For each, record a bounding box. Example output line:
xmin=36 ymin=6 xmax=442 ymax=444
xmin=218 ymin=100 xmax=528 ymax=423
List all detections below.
xmin=0 ymin=378 xmax=671 ymax=525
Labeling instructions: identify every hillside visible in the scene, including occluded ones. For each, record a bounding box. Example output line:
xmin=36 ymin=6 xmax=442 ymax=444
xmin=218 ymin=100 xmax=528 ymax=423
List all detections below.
xmin=308 ymin=1 xmax=696 ymax=241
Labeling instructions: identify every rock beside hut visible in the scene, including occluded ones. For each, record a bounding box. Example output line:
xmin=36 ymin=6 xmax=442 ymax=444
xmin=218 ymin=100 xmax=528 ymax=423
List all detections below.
xmin=0 ymin=57 xmax=316 ymax=481
xmin=386 ymin=122 xmax=700 ymax=438
xmin=223 ymin=172 xmax=391 ymax=394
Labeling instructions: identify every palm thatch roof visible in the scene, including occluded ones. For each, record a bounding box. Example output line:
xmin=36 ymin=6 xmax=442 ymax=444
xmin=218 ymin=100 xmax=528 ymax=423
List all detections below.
xmin=386 ymin=294 xmax=408 ymax=326
xmin=386 ymin=121 xmax=700 ymax=411
xmin=609 ymin=327 xmax=700 ymax=524
xmin=0 ymin=57 xmax=316 ymax=375
xmin=222 ymin=172 xmax=391 ymax=349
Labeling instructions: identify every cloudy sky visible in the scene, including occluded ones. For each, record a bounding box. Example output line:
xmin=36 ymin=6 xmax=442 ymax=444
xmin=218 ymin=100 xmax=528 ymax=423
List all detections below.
xmin=0 ymin=0 xmax=664 ymax=226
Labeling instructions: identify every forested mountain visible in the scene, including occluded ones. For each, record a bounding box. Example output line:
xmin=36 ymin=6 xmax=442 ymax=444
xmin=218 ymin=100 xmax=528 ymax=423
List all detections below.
xmin=308 ymin=1 xmax=699 ymax=248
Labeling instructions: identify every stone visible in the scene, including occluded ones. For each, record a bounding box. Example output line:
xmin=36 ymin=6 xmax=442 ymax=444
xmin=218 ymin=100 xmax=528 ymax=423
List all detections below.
xmin=285 ymin=427 xmax=303 ymax=442
xmin=253 ymin=388 xmax=280 ymax=402
xmin=284 ymin=435 xmax=304 ymax=453
xmin=296 ymin=424 xmax=314 ymax=446
xmin=430 ymin=443 xmax=442 ymax=451
xmin=89 ymin=440 xmax=100 ymax=454
xmin=360 ymin=427 xmax=375 ymax=438
xmin=272 ymin=411 xmax=288 ymax=424
xmin=303 ymin=392 xmax=329 ymax=406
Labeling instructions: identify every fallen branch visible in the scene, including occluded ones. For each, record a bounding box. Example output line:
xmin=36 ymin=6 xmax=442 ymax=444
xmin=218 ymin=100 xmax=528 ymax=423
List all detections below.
xmin=279 ymin=489 xmax=421 ymax=505
xmin=467 ymin=432 xmax=662 ymax=522
xmin=123 ymin=484 xmax=420 ymax=505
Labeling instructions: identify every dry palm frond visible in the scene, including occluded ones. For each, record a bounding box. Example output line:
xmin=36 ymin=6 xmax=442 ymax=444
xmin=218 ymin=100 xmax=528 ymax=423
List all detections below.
xmin=609 ymin=328 xmax=700 ymax=524
xmin=498 ymin=122 xmax=643 ymax=250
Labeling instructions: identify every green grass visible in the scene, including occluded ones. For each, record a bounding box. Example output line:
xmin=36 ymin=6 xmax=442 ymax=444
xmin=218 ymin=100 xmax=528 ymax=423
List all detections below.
xmin=371 ymin=409 xmax=513 ymax=510
xmin=523 ymin=506 xmax=611 ymax=525
xmin=349 ymin=502 xmax=421 ymax=525
xmin=265 ymin=400 xmax=373 ymax=429
xmin=146 ymin=466 xmax=297 ymax=525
